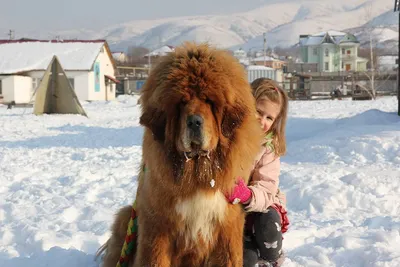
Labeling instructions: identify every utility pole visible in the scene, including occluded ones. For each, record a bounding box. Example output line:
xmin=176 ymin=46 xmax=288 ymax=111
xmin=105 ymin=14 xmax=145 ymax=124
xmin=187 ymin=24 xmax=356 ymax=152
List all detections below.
xmin=148 ymin=53 xmax=151 ymax=75
xmin=8 ymin=30 xmax=15 ymax=40
xmin=395 ymin=0 xmax=399 ymax=116
xmin=263 ymin=32 xmax=267 ymax=67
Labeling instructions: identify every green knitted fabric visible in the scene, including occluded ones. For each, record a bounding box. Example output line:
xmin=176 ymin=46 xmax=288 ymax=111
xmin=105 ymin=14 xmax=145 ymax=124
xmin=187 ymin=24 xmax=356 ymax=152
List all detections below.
xmin=263 ymin=132 xmax=275 ymax=152
xmin=125 ymin=215 xmax=138 ymax=256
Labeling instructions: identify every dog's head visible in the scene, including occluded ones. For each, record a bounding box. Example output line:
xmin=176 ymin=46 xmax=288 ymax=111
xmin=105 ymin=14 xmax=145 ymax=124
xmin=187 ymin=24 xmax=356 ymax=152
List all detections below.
xmin=140 ymin=43 xmax=262 ymax=185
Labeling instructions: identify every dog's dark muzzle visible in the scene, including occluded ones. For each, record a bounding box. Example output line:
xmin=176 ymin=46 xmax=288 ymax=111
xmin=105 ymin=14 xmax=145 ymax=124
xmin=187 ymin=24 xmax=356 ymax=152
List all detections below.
xmin=186 ymin=114 xmax=204 ymax=145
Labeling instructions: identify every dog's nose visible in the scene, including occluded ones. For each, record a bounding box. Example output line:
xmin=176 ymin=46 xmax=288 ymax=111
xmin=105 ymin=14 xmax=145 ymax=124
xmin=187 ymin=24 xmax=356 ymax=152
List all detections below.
xmin=187 ymin=114 xmax=203 ymax=131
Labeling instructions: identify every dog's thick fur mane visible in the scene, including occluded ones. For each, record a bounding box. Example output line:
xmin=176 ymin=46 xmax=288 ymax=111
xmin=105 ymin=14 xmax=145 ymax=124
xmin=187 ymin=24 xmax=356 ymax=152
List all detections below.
xmin=139 ymin=42 xmax=262 ymax=194
xmin=98 ymin=42 xmax=263 ymax=267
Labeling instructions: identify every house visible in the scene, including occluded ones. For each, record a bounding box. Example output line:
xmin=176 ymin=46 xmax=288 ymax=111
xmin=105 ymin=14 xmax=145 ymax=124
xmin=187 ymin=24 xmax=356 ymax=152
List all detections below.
xmin=233 ymin=48 xmax=247 ymax=60
xmin=252 ymin=56 xmax=286 ymax=69
xmin=144 ymin=45 xmax=175 ymax=58
xmin=0 ymin=39 xmax=118 ymax=104
xmin=246 ymin=65 xmax=283 ymax=83
xmin=232 ymin=48 xmax=251 ymax=67
xmin=299 ymin=31 xmax=368 ymax=72
xmin=112 ymin=51 xmax=128 ymax=63
xmin=143 ymin=45 xmax=175 ymax=68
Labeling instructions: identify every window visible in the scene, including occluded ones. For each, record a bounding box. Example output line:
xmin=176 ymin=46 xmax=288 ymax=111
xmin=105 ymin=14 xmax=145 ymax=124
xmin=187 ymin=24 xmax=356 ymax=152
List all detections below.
xmin=0 ymin=79 xmax=2 ymax=95
xmin=313 ymin=48 xmax=318 ymax=55
xmin=342 ymin=48 xmax=345 ymax=55
xmin=347 ymin=50 xmax=351 ymax=55
xmin=32 ymin=78 xmax=40 ymax=92
xmin=325 ymin=48 xmax=329 ymax=57
xmin=324 ymin=62 xmax=329 ymax=71
xmin=68 ymin=78 xmax=75 ymax=89
xmin=341 ymin=61 xmax=344 ymax=69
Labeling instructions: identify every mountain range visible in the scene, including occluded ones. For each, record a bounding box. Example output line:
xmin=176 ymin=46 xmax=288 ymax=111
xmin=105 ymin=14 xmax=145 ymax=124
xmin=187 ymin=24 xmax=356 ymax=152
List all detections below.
xmin=5 ymin=0 xmax=399 ymax=52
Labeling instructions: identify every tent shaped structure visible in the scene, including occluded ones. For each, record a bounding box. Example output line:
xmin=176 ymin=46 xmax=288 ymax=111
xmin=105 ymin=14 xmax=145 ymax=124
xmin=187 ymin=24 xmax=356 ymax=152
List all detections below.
xmin=33 ymin=56 xmax=87 ymax=117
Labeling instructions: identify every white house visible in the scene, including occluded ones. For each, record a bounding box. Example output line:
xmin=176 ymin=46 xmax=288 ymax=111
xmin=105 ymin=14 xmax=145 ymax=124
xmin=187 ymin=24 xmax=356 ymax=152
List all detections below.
xmin=246 ymin=65 xmax=283 ymax=83
xmin=1 ymin=76 xmax=32 ymax=104
xmin=233 ymin=48 xmax=247 ymax=60
xmin=0 ymin=39 xmax=118 ymax=104
xmin=144 ymin=45 xmax=175 ymax=58
xmin=232 ymin=48 xmax=251 ymax=67
xmin=112 ymin=51 xmax=128 ymax=63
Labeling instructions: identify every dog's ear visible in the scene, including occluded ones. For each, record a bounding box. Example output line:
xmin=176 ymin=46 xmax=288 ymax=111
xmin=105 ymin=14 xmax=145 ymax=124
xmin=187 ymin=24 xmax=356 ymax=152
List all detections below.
xmin=140 ymin=107 xmax=167 ymax=142
xmin=221 ymin=101 xmax=247 ymax=139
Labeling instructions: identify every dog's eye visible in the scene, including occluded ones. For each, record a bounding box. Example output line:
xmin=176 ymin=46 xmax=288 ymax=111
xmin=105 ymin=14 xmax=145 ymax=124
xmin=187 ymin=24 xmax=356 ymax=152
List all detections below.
xmin=205 ymin=98 xmax=213 ymax=105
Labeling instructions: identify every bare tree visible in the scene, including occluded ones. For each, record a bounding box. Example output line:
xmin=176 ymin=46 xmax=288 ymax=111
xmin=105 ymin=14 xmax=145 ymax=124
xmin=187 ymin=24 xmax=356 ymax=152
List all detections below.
xmin=356 ymin=3 xmax=389 ymax=99
xmin=358 ymin=47 xmax=382 ymax=70
xmin=126 ymin=46 xmax=150 ymax=66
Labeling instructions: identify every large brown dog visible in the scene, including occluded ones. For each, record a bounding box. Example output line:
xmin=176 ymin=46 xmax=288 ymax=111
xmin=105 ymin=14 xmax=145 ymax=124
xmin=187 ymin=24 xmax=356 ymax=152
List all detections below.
xmin=99 ymin=43 xmax=263 ymax=267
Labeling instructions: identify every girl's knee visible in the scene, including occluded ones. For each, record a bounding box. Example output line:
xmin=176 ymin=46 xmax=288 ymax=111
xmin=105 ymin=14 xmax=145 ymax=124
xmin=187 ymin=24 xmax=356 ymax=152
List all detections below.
xmin=253 ymin=209 xmax=283 ymax=262
xmin=254 ymin=209 xmax=282 ymax=239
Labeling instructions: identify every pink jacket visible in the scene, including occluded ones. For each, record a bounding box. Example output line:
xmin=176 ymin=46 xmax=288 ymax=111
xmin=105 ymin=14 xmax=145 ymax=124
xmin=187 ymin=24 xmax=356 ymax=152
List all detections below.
xmin=244 ymin=146 xmax=287 ymax=213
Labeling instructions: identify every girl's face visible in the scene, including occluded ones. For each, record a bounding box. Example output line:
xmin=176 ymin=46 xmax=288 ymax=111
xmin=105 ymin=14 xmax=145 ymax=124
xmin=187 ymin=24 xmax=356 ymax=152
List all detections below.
xmin=256 ymin=98 xmax=281 ymax=133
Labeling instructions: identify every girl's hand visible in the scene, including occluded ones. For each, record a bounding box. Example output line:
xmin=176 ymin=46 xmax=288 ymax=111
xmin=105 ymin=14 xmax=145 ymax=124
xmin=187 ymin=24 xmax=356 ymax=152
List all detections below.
xmin=227 ymin=178 xmax=252 ymax=204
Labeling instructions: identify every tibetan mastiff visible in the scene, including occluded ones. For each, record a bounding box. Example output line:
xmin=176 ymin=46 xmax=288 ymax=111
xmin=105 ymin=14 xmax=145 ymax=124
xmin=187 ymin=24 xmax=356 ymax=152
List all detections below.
xmin=99 ymin=42 xmax=263 ymax=267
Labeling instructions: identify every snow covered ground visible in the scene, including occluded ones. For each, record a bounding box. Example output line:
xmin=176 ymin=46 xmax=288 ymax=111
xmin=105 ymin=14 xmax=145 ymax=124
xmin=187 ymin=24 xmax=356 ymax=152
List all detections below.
xmin=0 ymin=95 xmax=399 ymax=267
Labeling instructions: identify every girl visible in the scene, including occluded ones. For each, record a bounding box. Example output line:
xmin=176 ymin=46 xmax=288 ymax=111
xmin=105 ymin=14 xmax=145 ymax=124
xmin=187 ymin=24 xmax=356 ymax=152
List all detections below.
xmin=227 ymin=78 xmax=290 ymax=267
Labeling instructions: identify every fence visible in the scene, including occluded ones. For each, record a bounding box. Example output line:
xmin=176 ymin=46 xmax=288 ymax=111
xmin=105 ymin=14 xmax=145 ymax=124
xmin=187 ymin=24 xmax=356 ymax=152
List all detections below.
xmin=116 ymin=78 xmax=146 ymax=96
xmin=246 ymin=67 xmax=283 ymax=83
xmin=280 ymin=71 xmax=397 ymax=100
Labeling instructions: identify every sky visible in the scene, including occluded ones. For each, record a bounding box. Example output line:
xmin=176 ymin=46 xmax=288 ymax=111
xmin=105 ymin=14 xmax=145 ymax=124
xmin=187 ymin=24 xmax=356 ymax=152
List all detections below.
xmin=0 ymin=0 xmax=271 ymax=35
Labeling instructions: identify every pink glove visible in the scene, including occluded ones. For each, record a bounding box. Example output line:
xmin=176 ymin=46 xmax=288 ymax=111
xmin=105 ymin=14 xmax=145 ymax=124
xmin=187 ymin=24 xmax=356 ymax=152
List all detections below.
xmin=227 ymin=178 xmax=252 ymax=204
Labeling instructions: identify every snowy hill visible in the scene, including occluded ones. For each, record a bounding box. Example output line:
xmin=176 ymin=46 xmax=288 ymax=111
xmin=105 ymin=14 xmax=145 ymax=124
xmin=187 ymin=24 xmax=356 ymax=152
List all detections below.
xmin=84 ymin=0 xmax=395 ymax=51
xmin=367 ymin=10 xmax=399 ymax=27
xmin=230 ymin=0 xmax=396 ymax=50
xmin=344 ymin=10 xmax=399 ymax=51
xmin=6 ymin=0 xmax=397 ymax=51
